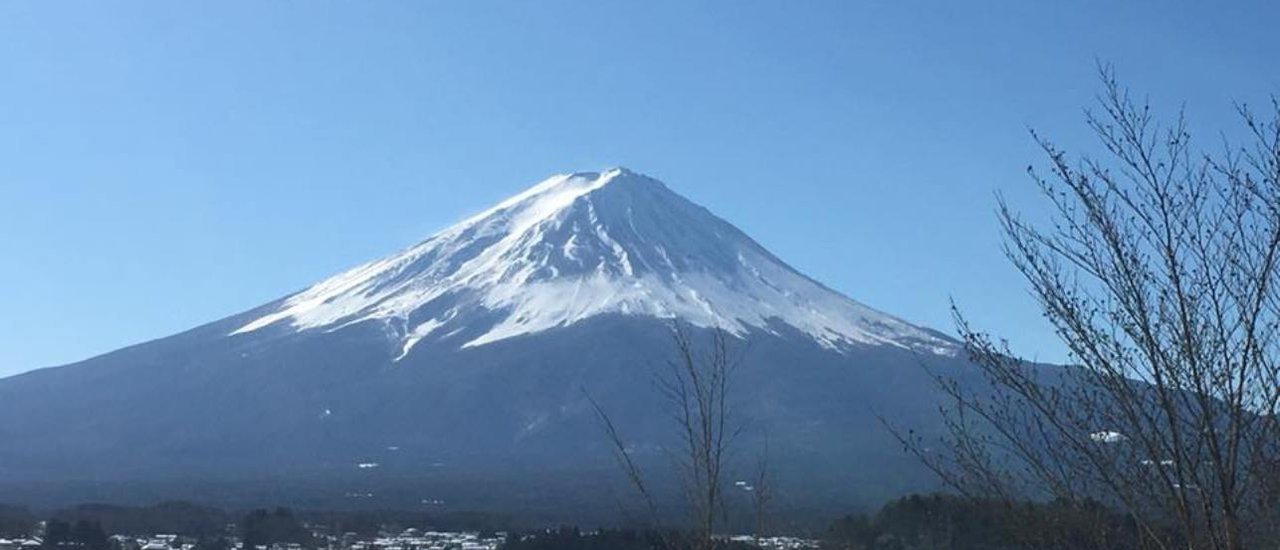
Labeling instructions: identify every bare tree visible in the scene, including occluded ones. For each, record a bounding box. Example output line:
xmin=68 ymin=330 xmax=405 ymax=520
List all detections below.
xmin=585 ymin=390 xmax=660 ymax=525
xmin=898 ymin=68 xmax=1280 ymax=550
xmin=748 ymin=435 xmax=775 ymax=538
xmin=589 ymin=323 xmax=745 ymax=550
xmin=659 ymin=324 xmax=742 ymax=550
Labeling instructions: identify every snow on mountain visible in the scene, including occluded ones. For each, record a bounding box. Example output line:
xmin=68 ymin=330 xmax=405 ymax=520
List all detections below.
xmin=231 ymin=168 xmax=955 ymax=359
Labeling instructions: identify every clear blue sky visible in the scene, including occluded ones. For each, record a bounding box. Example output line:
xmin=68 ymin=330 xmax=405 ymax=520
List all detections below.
xmin=1 ymin=1 xmax=1276 ymax=377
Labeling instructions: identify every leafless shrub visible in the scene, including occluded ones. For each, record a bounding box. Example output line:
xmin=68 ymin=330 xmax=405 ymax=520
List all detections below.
xmin=896 ymin=67 xmax=1280 ymax=550
xmin=589 ymin=323 xmax=751 ymax=550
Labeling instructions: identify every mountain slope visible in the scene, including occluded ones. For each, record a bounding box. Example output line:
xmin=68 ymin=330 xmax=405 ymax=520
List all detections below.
xmin=0 ymin=168 xmax=967 ymax=520
xmin=230 ymin=168 xmax=954 ymax=358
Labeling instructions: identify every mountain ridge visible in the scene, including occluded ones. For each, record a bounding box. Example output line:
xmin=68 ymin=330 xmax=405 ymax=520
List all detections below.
xmin=228 ymin=168 xmax=955 ymax=360
xmin=0 ymin=168 xmax=977 ymax=519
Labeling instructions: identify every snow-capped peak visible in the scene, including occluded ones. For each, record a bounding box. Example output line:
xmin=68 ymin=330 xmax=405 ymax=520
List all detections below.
xmin=231 ymin=168 xmax=955 ymax=359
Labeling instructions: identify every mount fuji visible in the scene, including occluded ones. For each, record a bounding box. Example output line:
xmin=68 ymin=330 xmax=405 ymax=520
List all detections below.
xmin=0 ymin=168 xmax=973 ymax=522
xmin=232 ymin=168 xmax=954 ymax=359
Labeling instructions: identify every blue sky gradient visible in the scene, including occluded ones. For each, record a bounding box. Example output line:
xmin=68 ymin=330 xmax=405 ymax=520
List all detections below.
xmin=1 ymin=1 xmax=1277 ymax=376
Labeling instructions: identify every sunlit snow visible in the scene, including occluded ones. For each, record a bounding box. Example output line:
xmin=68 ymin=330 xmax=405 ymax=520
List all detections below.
xmin=231 ymin=168 xmax=955 ymax=359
